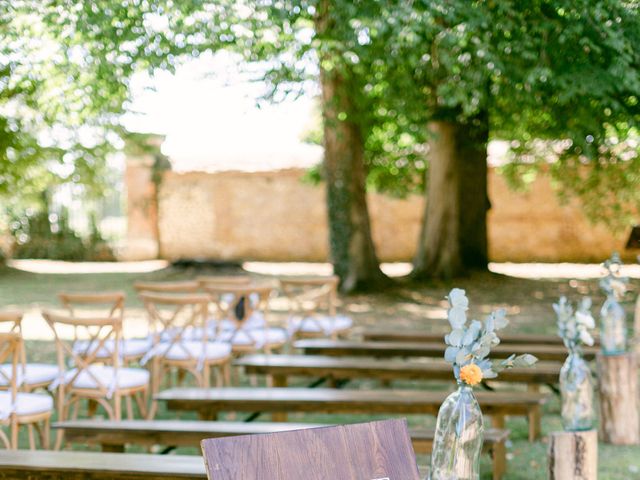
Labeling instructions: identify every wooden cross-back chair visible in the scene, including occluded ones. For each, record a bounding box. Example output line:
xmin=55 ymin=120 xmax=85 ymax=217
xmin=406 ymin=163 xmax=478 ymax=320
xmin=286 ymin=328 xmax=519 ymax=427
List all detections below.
xmin=58 ymin=292 xmax=150 ymax=366
xmin=138 ymin=292 xmax=232 ymax=419
xmin=280 ymin=276 xmax=352 ymax=340
xmin=203 ymin=285 xmax=287 ymax=355
xmin=201 ymin=418 xmax=421 ymax=480
xmin=0 ymin=332 xmax=53 ymax=450
xmin=0 ymin=312 xmax=59 ymax=393
xmin=42 ymin=310 xmax=149 ymax=448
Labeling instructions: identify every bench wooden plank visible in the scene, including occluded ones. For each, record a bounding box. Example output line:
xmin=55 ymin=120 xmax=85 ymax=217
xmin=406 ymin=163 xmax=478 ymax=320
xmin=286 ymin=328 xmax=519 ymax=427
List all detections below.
xmin=0 ymin=450 xmax=206 ymax=479
xmin=363 ymin=329 xmax=598 ymax=346
xmin=156 ymin=387 xmax=546 ymax=441
xmin=235 ymin=354 xmax=561 ymax=386
xmin=201 ymin=419 xmax=422 ymax=480
xmin=294 ymin=339 xmax=597 ymax=362
xmin=53 ymin=418 xmax=509 ymax=478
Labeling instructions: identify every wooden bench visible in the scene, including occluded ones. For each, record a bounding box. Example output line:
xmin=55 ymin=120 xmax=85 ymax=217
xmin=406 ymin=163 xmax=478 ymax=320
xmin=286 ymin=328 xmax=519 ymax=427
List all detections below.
xmin=364 ymin=329 xmax=599 ymax=346
xmin=0 ymin=450 xmax=206 ymax=479
xmin=54 ymin=419 xmax=510 ymax=479
xmin=156 ymin=386 xmax=546 ymax=441
xmin=235 ymin=354 xmax=561 ymax=389
xmin=294 ymin=339 xmax=597 ymax=362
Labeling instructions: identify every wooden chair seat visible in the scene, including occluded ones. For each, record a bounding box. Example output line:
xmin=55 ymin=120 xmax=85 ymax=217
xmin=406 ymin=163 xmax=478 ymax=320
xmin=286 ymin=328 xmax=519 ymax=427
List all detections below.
xmin=0 ymin=391 xmax=53 ymax=418
xmin=73 ymin=338 xmax=153 ymax=360
xmin=59 ymin=365 xmax=149 ymax=391
xmin=0 ymin=450 xmax=206 ymax=479
xmin=0 ymin=363 xmax=60 ymax=390
xmin=145 ymin=341 xmax=232 ymax=363
xmin=288 ymin=315 xmax=353 ymax=335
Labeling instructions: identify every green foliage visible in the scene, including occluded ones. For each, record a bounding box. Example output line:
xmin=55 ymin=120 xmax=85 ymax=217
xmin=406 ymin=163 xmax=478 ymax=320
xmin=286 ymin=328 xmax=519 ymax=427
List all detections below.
xmin=9 ymin=207 xmax=114 ymax=261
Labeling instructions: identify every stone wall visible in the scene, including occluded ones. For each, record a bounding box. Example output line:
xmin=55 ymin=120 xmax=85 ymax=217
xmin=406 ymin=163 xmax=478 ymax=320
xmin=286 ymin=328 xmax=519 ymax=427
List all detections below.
xmin=152 ymin=167 xmax=634 ymax=263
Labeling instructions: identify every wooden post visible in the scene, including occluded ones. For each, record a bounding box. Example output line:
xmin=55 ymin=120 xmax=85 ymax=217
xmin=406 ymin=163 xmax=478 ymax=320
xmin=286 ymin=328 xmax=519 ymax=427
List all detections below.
xmin=597 ymin=352 xmax=640 ymax=445
xmin=547 ymin=430 xmax=597 ymax=480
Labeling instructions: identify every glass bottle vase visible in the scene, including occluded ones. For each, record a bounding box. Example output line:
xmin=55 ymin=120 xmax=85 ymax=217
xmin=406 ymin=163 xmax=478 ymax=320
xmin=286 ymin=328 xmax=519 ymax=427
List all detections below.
xmin=430 ymin=384 xmax=484 ymax=480
xmin=600 ymin=295 xmax=627 ymax=355
xmin=559 ymin=352 xmax=595 ymax=431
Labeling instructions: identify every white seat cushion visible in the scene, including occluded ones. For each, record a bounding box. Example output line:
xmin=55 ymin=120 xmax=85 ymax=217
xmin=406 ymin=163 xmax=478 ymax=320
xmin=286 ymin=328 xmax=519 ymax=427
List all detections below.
xmin=73 ymin=338 xmax=153 ymax=359
xmin=214 ymin=312 xmax=266 ymax=332
xmin=0 ymin=391 xmax=53 ymax=418
xmin=62 ymin=365 xmax=149 ymax=390
xmin=289 ymin=315 xmax=353 ymax=334
xmin=156 ymin=341 xmax=232 ymax=362
xmin=0 ymin=363 xmax=60 ymax=388
xmin=217 ymin=328 xmax=288 ymax=348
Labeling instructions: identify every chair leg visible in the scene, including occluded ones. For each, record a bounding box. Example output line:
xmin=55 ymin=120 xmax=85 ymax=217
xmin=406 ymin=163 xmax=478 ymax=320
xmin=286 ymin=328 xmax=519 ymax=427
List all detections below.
xmin=113 ymin=394 xmax=122 ymax=421
xmin=71 ymin=399 xmax=81 ymax=420
xmin=87 ymin=399 xmax=98 ymax=418
xmin=134 ymin=390 xmax=147 ymax=419
xmin=27 ymin=424 xmax=36 ymax=450
xmin=223 ymin=362 xmax=231 ymax=386
xmin=203 ymin=365 xmax=210 ymax=388
xmin=41 ymin=417 xmax=50 ymax=450
xmin=54 ymin=388 xmax=66 ymax=450
xmin=10 ymin=415 xmax=18 ymax=450
xmin=126 ymin=395 xmax=134 ymax=420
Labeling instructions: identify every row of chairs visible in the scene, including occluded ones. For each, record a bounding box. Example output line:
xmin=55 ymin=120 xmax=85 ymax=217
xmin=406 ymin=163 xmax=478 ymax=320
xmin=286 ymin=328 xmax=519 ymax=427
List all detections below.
xmin=0 ymin=274 xmax=353 ymax=450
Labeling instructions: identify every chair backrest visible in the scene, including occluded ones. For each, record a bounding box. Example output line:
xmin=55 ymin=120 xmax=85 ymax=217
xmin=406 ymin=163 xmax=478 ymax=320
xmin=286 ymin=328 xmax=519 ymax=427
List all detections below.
xmin=0 ymin=332 xmax=20 ymax=400
xmin=0 ymin=332 xmax=20 ymax=449
xmin=58 ymin=292 xmax=125 ymax=321
xmin=201 ymin=418 xmax=421 ymax=480
xmin=0 ymin=312 xmax=28 ymax=374
xmin=134 ymin=281 xmax=201 ymax=294
xmin=138 ymin=292 xmax=211 ymax=359
xmin=196 ymin=276 xmax=252 ymax=289
xmin=280 ymin=276 xmax=339 ymax=317
xmin=202 ymin=285 xmax=273 ymax=332
xmin=42 ymin=310 xmax=122 ymax=396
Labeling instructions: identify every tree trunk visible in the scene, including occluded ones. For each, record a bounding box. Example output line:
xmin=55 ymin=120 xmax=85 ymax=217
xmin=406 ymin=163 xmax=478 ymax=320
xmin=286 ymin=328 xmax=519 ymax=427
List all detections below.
xmin=412 ymin=113 xmax=490 ymax=279
xmin=597 ymin=352 xmax=640 ymax=445
xmin=315 ymin=2 xmax=388 ymax=292
xmin=547 ymin=430 xmax=597 ymax=480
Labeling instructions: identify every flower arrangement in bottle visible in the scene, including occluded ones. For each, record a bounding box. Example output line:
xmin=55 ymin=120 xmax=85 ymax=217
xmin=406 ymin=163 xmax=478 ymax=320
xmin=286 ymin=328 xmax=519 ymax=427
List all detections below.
xmin=554 ymin=296 xmax=596 ymax=431
xmin=599 ymin=253 xmax=628 ymax=355
xmin=430 ymin=288 xmax=538 ymax=480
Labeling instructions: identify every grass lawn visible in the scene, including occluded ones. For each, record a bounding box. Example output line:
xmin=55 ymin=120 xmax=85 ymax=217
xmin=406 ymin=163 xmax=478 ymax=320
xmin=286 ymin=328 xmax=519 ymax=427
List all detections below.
xmin=1 ymin=261 xmax=639 ymax=479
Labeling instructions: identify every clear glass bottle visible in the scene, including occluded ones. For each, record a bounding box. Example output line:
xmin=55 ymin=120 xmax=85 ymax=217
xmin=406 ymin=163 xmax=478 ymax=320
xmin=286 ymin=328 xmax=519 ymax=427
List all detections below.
xmin=600 ymin=294 xmax=627 ymax=355
xmin=430 ymin=383 xmax=484 ymax=480
xmin=559 ymin=351 xmax=595 ymax=431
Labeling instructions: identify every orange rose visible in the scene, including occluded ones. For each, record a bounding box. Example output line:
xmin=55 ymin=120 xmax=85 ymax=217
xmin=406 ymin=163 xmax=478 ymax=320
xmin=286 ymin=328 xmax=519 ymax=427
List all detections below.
xmin=459 ymin=364 xmax=483 ymax=386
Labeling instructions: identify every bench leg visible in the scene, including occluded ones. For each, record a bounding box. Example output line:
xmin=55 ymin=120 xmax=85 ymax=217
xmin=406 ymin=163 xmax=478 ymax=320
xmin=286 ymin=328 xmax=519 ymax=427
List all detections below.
xmin=491 ymin=442 xmax=506 ymax=480
xmin=272 ymin=375 xmax=288 ymax=388
xmin=102 ymin=443 xmax=125 ymax=453
xmin=527 ymin=384 xmax=541 ymax=442
xmin=528 ymin=405 xmax=541 ymax=442
xmin=272 ymin=412 xmax=288 ymax=422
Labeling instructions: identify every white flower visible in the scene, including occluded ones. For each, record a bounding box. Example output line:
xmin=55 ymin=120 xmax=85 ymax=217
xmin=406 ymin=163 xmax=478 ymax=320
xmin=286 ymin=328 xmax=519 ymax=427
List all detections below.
xmin=493 ymin=309 xmax=509 ymax=329
xmin=448 ymin=288 xmax=469 ymax=309
xmin=579 ymin=329 xmax=595 ymax=346
xmin=575 ymin=310 xmax=595 ymax=329
xmin=448 ymin=306 xmax=467 ymax=329
xmin=445 ymin=329 xmax=464 ymax=347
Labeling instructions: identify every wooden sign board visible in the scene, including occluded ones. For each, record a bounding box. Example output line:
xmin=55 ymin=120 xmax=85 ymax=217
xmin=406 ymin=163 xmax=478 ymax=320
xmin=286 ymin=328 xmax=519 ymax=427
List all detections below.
xmin=201 ymin=418 xmax=421 ymax=480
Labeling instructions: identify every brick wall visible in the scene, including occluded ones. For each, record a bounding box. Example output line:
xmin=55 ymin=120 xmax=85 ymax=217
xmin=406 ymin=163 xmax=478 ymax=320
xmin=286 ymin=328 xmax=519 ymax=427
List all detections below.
xmin=146 ymin=167 xmax=634 ymax=263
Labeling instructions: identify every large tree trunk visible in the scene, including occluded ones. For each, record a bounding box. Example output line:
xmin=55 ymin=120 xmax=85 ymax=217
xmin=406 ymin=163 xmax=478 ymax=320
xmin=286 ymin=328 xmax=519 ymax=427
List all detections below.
xmin=412 ymin=113 xmax=490 ymax=279
xmin=315 ymin=3 xmax=388 ymax=292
